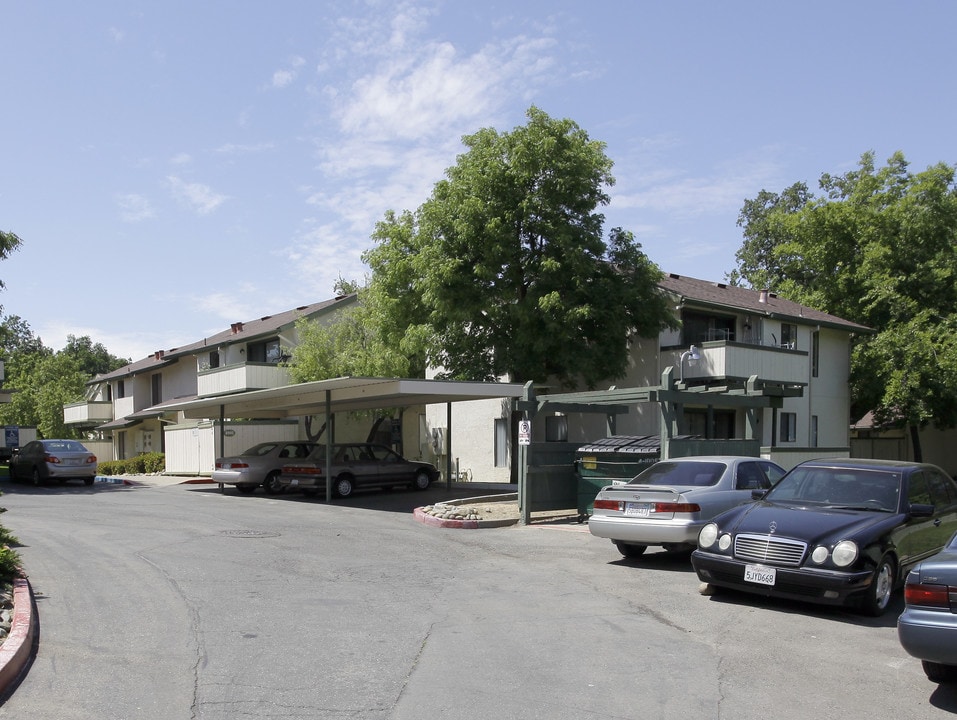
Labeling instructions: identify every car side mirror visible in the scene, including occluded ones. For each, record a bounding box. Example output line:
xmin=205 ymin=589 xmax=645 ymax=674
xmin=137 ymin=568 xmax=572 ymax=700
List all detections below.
xmin=908 ymin=503 xmax=935 ymax=518
xmin=751 ymin=488 xmax=769 ymax=500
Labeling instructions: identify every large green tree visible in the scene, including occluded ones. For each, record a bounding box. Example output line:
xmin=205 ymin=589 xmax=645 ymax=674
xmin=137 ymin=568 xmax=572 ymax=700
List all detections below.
xmin=0 ymin=317 xmax=128 ymax=438
xmin=349 ymin=106 xmax=674 ymax=388
xmin=733 ymin=151 xmax=957 ymax=460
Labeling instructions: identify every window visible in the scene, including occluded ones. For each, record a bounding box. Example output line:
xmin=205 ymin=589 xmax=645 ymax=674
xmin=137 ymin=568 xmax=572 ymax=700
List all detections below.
xmin=780 ymin=412 xmax=797 ymax=442
xmin=151 ymin=373 xmax=162 ymax=405
xmin=248 ymin=338 xmax=282 ymax=363
xmin=811 ymin=331 xmax=820 ymax=377
xmin=681 ymin=310 xmax=735 ymax=344
xmin=781 ymin=323 xmax=797 ymax=349
xmin=208 ymin=351 xmax=220 ymax=369
xmin=908 ymin=472 xmax=933 ymax=506
xmin=685 ymin=409 xmax=735 ymax=439
xmin=494 ymin=418 xmax=508 ymax=468
xmin=735 ymin=462 xmax=768 ymax=490
xmin=116 ymin=380 xmax=125 ymax=399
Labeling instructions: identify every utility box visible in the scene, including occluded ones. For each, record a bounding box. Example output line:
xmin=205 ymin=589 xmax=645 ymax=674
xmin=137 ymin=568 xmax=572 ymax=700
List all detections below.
xmin=574 ymin=435 xmax=665 ymax=520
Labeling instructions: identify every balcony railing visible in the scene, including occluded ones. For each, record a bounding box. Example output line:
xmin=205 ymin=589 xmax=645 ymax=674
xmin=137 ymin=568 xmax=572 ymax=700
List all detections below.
xmin=197 ymin=362 xmax=291 ymax=398
xmin=672 ymin=341 xmax=808 ymax=386
xmin=63 ymin=401 xmax=114 ymax=425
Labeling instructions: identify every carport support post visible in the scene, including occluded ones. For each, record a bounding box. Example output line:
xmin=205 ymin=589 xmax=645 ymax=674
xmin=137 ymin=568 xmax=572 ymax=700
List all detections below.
xmin=518 ymin=381 xmax=536 ymax=526
xmin=445 ymin=402 xmax=453 ymax=490
xmin=325 ymin=390 xmax=333 ymax=502
xmin=218 ymin=404 xmax=226 ymax=493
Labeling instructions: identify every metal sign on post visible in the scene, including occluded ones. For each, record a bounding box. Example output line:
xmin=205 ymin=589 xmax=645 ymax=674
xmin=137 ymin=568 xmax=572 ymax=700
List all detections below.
xmin=518 ymin=420 xmax=531 ymax=445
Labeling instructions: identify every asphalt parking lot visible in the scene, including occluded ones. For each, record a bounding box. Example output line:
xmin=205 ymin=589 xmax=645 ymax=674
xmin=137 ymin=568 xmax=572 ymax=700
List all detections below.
xmin=0 ymin=477 xmax=955 ymax=719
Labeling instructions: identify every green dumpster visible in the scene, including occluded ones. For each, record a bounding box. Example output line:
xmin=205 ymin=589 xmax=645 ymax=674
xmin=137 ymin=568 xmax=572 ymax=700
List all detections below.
xmin=574 ymin=436 xmax=663 ymax=521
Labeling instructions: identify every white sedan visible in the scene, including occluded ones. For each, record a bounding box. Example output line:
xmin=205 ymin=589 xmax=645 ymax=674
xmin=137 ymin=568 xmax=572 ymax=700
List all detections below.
xmin=588 ymin=456 xmax=786 ymax=558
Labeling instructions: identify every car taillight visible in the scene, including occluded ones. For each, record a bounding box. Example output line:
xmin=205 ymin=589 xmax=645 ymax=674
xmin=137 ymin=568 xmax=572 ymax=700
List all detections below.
xmin=45 ymin=455 xmax=61 ymax=464
xmin=593 ymin=499 xmax=622 ymax=511
xmin=86 ymin=455 xmax=96 ymax=464
xmin=904 ymin=582 xmax=956 ymax=609
xmin=216 ymin=462 xmax=249 ymax=470
xmin=655 ymin=502 xmax=701 ymax=513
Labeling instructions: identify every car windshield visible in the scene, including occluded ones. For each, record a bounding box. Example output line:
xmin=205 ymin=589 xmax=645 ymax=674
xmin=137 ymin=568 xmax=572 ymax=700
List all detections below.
xmin=627 ymin=461 xmax=726 ymax=487
xmin=242 ymin=444 xmax=279 ymax=457
xmin=44 ymin=440 xmax=87 ymax=453
xmin=765 ymin=466 xmax=901 ymax=511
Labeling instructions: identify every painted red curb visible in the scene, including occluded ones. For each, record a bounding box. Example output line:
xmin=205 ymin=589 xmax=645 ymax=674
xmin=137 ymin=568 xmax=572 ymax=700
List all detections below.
xmin=413 ymin=507 xmax=479 ymax=529
xmin=0 ymin=578 xmax=35 ymax=697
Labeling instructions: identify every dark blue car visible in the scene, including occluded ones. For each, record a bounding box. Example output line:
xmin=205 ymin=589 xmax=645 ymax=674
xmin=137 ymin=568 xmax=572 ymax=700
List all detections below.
xmin=691 ymin=458 xmax=957 ymax=616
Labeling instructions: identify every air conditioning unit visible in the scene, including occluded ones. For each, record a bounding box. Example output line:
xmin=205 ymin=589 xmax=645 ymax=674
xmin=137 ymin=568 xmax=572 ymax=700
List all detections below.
xmin=430 ymin=428 xmax=447 ymax=456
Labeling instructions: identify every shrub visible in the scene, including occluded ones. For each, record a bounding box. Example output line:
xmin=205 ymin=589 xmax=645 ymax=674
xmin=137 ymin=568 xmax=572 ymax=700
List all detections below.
xmin=96 ymin=453 xmax=166 ymax=476
xmin=0 ymin=546 xmax=22 ymax=584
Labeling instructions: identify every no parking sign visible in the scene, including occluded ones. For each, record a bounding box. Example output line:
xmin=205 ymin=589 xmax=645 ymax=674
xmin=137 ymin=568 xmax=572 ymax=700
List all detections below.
xmin=518 ymin=420 xmax=531 ymax=445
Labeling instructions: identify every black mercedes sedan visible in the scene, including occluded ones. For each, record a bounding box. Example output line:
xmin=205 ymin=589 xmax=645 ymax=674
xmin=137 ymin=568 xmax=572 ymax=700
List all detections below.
xmin=691 ymin=458 xmax=957 ymax=616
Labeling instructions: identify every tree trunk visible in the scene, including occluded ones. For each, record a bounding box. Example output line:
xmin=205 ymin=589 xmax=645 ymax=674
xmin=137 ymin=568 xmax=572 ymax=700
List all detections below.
xmin=909 ymin=424 xmax=923 ymax=463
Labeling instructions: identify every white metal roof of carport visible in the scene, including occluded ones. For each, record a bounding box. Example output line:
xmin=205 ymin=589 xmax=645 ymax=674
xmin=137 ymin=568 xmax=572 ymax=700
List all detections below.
xmin=161 ymin=376 xmax=527 ymax=500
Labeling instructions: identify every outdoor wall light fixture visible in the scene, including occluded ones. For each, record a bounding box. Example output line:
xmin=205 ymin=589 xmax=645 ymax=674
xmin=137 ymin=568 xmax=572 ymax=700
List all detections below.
xmin=679 ymin=345 xmax=700 ymax=384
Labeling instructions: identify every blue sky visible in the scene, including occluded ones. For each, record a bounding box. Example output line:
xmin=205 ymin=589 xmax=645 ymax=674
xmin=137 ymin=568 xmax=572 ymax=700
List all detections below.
xmin=1 ymin=1 xmax=955 ymax=362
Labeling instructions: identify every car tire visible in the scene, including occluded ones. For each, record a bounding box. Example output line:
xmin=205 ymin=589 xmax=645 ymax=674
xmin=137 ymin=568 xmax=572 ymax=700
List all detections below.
xmin=32 ymin=467 xmax=41 ymax=487
xmin=237 ymin=484 xmax=257 ymax=494
xmin=333 ymin=476 xmax=354 ymax=498
xmin=84 ymin=477 xmax=94 ymax=486
xmin=614 ymin=542 xmax=647 ymax=558
xmin=412 ymin=470 xmax=431 ymax=491
xmin=860 ymin=554 xmax=895 ymax=616
xmin=263 ymin=471 xmax=283 ymax=495
xmin=922 ymin=660 xmax=957 ymax=683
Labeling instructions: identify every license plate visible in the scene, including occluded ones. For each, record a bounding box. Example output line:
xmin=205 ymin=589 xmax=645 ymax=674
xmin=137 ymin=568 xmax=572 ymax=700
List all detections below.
xmin=624 ymin=502 xmax=652 ymax=517
xmin=745 ymin=565 xmax=776 ymax=586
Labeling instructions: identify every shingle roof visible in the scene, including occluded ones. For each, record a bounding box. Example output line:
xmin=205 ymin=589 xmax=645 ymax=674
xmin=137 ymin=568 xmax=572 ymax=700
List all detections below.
xmin=91 ymin=294 xmax=357 ymax=383
xmin=657 ymin=273 xmax=873 ymax=334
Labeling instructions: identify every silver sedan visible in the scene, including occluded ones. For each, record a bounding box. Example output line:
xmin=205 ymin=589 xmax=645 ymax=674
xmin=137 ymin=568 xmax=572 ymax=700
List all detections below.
xmin=213 ymin=441 xmax=319 ymax=494
xmin=898 ymin=531 xmax=957 ymax=683
xmin=588 ymin=456 xmax=786 ymax=558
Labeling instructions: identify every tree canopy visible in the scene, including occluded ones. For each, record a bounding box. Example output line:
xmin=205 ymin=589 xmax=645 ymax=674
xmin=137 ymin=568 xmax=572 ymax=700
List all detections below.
xmin=732 ymin=151 xmax=957 ymax=459
xmin=294 ymin=107 xmax=674 ymax=389
xmin=0 ymin=317 xmax=129 ymax=438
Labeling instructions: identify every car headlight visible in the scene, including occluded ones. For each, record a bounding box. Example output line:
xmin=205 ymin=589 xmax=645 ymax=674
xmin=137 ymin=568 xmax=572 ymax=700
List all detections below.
xmin=811 ymin=546 xmax=829 ymax=564
xmin=831 ymin=540 xmax=858 ymax=567
xmin=718 ymin=533 xmax=732 ymax=551
xmin=699 ymin=523 xmax=719 ymax=548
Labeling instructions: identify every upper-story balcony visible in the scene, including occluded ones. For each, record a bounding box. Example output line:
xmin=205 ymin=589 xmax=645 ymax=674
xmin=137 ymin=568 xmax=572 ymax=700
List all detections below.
xmin=197 ymin=362 xmax=291 ymax=398
xmin=667 ymin=340 xmax=809 ymax=387
xmin=63 ymin=401 xmax=114 ymax=425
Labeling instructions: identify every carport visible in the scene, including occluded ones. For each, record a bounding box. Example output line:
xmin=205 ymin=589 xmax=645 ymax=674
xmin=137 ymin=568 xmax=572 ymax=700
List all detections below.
xmin=161 ymin=376 xmax=526 ymax=501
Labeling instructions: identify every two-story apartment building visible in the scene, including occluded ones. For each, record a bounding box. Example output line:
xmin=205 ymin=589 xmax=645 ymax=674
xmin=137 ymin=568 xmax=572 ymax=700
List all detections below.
xmin=64 ymin=294 xmax=358 ymax=473
xmin=424 ymin=273 xmax=873 ymax=481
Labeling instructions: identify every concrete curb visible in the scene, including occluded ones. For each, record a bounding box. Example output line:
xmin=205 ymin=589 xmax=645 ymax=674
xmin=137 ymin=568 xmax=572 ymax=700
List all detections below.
xmin=0 ymin=578 xmax=35 ymax=698
xmin=412 ymin=494 xmax=521 ymax=529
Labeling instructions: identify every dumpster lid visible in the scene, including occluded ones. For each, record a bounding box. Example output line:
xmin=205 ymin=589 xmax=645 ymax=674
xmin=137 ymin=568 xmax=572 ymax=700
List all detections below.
xmin=575 ymin=435 xmax=698 ymax=455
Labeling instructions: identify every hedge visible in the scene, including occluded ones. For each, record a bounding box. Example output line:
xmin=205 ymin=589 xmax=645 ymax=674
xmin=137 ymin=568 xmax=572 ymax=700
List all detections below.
xmin=97 ymin=452 xmax=165 ymax=476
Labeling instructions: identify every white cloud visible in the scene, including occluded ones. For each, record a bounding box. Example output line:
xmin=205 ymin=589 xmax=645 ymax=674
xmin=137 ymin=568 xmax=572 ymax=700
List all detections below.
xmin=115 ymin=193 xmax=155 ymax=222
xmin=169 ymin=152 xmax=192 ymax=165
xmin=272 ymin=55 xmax=306 ymax=88
xmin=166 ymin=176 xmax=228 ymax=215
xmin=214 ymin=141 xmax=276 ymax=156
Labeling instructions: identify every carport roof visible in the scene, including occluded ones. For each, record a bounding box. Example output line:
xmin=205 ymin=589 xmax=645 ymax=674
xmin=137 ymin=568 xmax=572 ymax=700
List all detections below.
xmin=160 ymin=376 xmax=527 ymax=419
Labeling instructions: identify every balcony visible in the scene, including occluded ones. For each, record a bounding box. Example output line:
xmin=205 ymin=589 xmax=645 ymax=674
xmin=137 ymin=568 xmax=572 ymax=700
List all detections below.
xmin=63 ymin=401 xmax=114 ymax=425
xmin=197 ymin=362 xmax=291 ymax=398
xmin=671 ymin=341 xmax=809 ymax=387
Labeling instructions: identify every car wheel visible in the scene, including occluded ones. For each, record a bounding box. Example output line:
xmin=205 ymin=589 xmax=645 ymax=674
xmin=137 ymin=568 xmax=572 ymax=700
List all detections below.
xmin=32 ymin=467 xmax=41 ymax=487
xmin=614 ymin=542 xmax=647 ymax=558
xmin=860 ymin=555 xmax=895 ymax=616
xmin=333 ymin=476 xmax=354 ymax=498
xmin=236 ymin=484 xmax=257 ymax=494
xmin=83 ymin=477 xmax=94 ymax=486
xmin=922 ymin=660 xmax=957 ymax=683
xmin=263 ymin=471 xmax=283 ymax=495
xmin=412 ymin=470 xmax=431 ymax=491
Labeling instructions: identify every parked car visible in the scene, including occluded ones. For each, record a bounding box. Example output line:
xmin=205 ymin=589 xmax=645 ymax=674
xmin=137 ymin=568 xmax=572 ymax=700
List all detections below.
xmin=10 ymin=439 xmax=98 ymax=486
xmin=278 ymin=443 xmax=439 ymax=498
xmin=691 ymin=458 xmax=957 ymax=616
xmin=898 ymin=531 xmax=957 ymax=683
xmin=588 ymin=456 xmax=786 ymax=557
xmin=213 ymin=441 xmax=319 ymax=494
